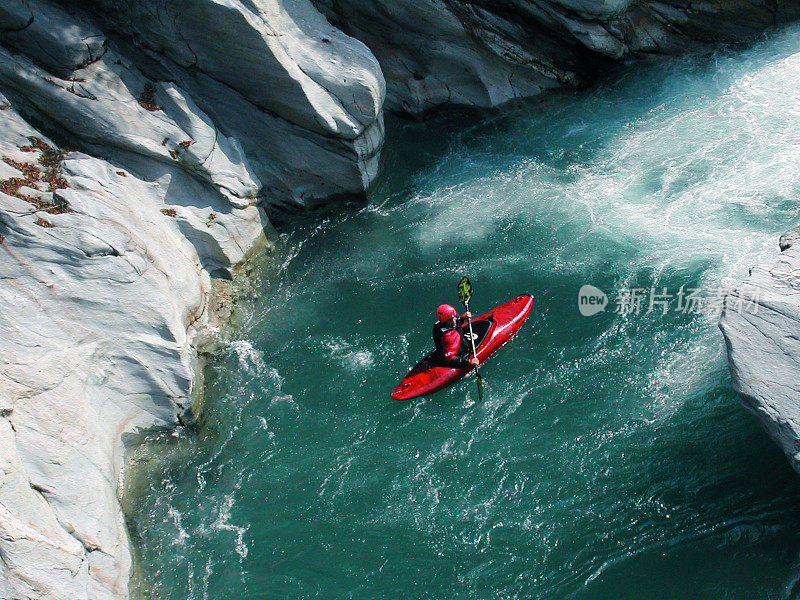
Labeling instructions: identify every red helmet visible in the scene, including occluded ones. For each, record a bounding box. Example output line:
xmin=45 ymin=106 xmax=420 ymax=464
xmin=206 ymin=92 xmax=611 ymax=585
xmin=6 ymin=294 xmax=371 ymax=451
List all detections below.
xmin=437 ymin=304 xmax=458 ymax=321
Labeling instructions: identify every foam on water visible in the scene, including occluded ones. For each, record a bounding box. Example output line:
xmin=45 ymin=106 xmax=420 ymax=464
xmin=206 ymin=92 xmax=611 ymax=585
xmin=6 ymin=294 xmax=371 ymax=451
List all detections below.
xmin=405 ymin=46 xmax=800 ymax=287
xmin=127 ymin=25 xmax=800 ymax=600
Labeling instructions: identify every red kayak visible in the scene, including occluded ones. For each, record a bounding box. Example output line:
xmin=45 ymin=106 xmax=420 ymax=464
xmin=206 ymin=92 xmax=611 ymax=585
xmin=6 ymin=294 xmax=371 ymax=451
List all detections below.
xmin=391 ymin=294 xmax=534 ymax=400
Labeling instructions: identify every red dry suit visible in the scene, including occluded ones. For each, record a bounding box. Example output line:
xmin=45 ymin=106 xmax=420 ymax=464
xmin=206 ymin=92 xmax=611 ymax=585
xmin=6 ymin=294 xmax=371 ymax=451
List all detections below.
xmin=432 ymin=315 xmax=471 ymax=368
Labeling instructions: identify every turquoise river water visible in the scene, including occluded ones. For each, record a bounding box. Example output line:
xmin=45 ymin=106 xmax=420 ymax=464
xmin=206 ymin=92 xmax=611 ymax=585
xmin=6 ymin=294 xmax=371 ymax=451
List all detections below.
xmin=127 ymin=25 xmax=800 ymax=600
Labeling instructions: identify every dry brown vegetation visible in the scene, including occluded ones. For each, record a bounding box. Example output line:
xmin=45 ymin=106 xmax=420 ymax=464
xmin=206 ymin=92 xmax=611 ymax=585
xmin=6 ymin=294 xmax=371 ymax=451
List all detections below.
xmin=138 ymin=82 xmax=160 ymax=112
xmin=0 ymin=137 xmax=70 ymax=214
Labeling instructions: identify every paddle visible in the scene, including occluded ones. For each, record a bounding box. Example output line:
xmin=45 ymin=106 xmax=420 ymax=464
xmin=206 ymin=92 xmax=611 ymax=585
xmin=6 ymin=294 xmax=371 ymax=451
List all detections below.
xmin=457 ymin=276 xmax=484 ymax=400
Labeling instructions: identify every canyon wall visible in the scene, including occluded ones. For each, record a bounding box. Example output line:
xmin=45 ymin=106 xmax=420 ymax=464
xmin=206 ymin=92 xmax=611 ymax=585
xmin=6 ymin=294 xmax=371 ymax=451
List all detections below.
xmin=720 ymin=228 xmax=800 ymax=476
xmin=313 ymin=0 xmax=800 ymax=113
xmin=0 ymin=0 xmax=383 ymax=596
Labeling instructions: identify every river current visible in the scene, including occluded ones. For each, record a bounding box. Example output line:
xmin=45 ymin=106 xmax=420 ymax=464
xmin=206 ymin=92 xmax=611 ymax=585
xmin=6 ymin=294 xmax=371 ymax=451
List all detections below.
xmin=127 ymin=25 xmax=800 ymax=600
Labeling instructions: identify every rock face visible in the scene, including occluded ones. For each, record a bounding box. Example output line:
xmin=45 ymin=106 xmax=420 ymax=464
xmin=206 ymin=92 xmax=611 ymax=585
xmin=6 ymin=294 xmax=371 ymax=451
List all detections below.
xmin=0 ymin=0 xmax=386 ymax=220
xmin=0 ymin=97 xmax=267 ymax=598
xmin=313 ymin=0 xmax=800 ymax=113
xmin=720 ymin=229 xmax=800 ymax=474
xmin=0 ymin=0 xmax=385 ymax=597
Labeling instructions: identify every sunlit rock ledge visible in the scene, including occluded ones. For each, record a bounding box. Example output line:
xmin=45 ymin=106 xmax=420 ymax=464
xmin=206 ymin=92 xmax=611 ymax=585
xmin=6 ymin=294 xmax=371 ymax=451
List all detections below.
xmin=0 ymin=0 xmax=386 ymax=222
xmin=720 ymin=227 xmax=800 ymax=476
xmin=0 ymin=96 xmax=271 ymax=599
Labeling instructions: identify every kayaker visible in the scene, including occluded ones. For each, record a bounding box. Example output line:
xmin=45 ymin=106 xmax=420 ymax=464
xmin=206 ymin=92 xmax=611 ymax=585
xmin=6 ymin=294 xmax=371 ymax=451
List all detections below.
xmin=433 ymin=304 xmax=479 ymax=368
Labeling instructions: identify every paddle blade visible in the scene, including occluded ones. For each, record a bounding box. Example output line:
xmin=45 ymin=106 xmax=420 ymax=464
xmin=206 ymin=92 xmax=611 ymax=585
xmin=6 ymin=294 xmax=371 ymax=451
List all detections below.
xmin=476 ymin=371 xmax=484 ymax=400
xmin=458 ymin=276 xmax=473 ymax=308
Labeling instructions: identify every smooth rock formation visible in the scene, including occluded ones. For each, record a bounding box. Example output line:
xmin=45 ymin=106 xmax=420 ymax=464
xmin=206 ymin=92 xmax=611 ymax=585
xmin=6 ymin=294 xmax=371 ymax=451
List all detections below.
xmin=720 ymin=228 xmax=800 ymax=474
xmin=0 ymin=0 xmax=386 ymax=219
xmin=0 ymin=97 xmax=267 ymax=598
xmin=314 ymin=0 xmax=800 ymax=113
xmin=0 ymin=0 xmax=385 ymax=597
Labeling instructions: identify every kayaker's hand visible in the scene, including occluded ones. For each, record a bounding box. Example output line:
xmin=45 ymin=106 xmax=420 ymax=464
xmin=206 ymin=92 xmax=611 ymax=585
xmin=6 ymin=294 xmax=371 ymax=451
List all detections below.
xmin=468 ymin=356 xmax=479 ymax=366
xmin=464 ymin=311 xmax=472 ymax=319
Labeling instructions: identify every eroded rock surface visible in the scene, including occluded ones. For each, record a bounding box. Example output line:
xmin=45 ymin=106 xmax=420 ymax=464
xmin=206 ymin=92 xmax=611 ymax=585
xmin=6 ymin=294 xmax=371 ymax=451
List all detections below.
xmin=314 ymin=0 xmax=800 ymax=113
xmin=0 ymin=98 xmax=267 ymax=598
xmin=0 ymin=1 xmax=385 ymax=597
xmin=721 ymin=228 xmax=800 ymax=474
xmin=0 ymin=0 xmax=386 ymax=219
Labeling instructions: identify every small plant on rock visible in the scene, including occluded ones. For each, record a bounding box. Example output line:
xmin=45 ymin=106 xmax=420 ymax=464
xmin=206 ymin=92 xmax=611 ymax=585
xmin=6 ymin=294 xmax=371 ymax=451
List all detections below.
xmin=138 ymin=82 xmax=160 ymax=112
xmin=0 ymin=138 xmax=70 ymax=214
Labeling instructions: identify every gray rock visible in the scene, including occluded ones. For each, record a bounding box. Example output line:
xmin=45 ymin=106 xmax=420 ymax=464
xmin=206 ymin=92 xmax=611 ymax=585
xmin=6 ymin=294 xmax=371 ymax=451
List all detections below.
xmin=720 ymin=230 xmax=800 ymax=474
xmin=0 ymin=46 xmax=262 ymax=207
xmin=0 ymin=0 xmax=386 ymax=217
xmin=779 ymin=225 xmax=800 ymax=251
xmin=154 ymin=64 xmax=384 ymax=221
xmin=0 ymin=0 xmax=106 ymax=77
xmin=313 ymin=0 xmax=800 ymax=114
xmin=85 ymin=0 xmax=383 ymax=138
xmin=0 ymin=101 xmax=266 ymax=599
xmin=72 ymin=0 xmax=387 ymax=214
